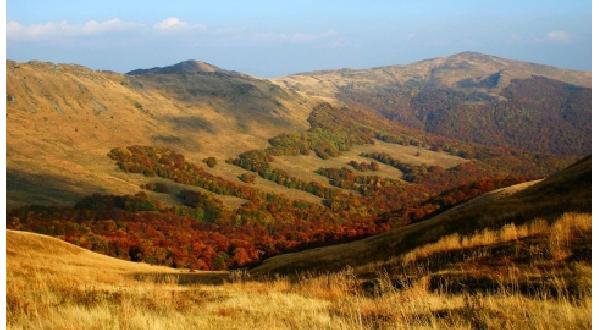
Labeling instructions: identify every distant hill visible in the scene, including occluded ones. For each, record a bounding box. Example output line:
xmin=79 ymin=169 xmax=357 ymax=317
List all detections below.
xmin=6 ymin=60 xmax=312 ymax=209
xmin=252 ymin=155 xmax=591 ymax=274
xmin=8 ymin=54 xmax=588 ymax=209
xmin=275 ymin=52 xmax=592 ymax=155
xmin=128 ymin=59 xmax=239 ymax=75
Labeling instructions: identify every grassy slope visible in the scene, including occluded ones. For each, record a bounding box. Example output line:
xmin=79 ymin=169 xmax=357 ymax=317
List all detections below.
xmin=252 ymin=156 xmax=591 ymax=274
xmin=8 ymin=213 xmax=591 ymax=329
xmin=6 ymin=60 xmax=314 ymax=209
xmin=7 ymin=59 xmax=469 ymax=211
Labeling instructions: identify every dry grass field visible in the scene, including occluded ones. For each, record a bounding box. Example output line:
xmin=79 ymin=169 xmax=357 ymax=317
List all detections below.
xmin=7 ymin=211 xmax=591 ymax=329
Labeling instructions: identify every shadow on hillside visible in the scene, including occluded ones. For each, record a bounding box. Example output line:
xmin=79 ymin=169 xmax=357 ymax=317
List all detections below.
xmin=165 ymin=116 xmax=215 ymax=133
xmin=129 ymin=271 xmax=231 ymax=285
xmin=7 ymin=169 xmax=111 ymax=211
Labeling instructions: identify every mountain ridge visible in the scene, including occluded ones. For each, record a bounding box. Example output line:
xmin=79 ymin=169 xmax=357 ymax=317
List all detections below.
xmin=128 ymin=59 xmax=244 ymax=76
xmin=273 ymin=52 xmax=591 ymax=156
xmin=6 ymin=58 xmax=314 ymax=209
xmin=277 ymin=51 xmax=591 ymax=87
xmin=6 ymin=52 xmax=590 ymax=209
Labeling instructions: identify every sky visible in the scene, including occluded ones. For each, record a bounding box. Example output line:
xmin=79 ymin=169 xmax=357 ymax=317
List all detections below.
xmin=7 ymin=0 xmax=592 ymax=77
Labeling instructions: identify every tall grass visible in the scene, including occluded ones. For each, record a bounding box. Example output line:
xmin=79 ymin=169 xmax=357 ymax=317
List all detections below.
xmin=7 ymin=212 xmax=592 ymax=329
xmin=399 ymin=212 xmax=590 ymax=264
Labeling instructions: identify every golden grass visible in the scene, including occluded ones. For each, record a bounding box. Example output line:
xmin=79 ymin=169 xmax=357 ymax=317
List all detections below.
xmin=7 ymin=210 xmax=592 ymax=329
xmin=401 ymin=212 xmax=591 ymax=264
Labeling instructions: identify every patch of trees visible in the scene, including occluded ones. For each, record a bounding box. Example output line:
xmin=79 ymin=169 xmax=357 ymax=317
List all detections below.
xmin=342 ymin=77 xmax=591 ymax=156
xmin=75 ymin=192 xmax=157 ymax=212
xmin=177 ymin=190 xmax=223 ymax=223
xmin=347 ymin=160 xmax=379 ymax=172
xmin=141 ymin=182 xmax=172 ymax=194
xmin=316 ymin=167 xmax=403 ymax=195
xmin=360 ymin=152 xmax=439 ymax=183
xmin=229 ymin=149 xmax=344 ymax=201
xmin=10 ymin=143 xmax=527 ymax=271
xmin=375 ymin=132 xmax=421 ymax=147
xmin=264 ymin=103 xmax=376 ymax=159
xmin=7 ymin=192 xmax=392 ymax=270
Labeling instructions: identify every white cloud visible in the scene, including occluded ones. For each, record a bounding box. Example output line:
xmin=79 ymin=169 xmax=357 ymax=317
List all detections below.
xmin=154 ymin=17 xmax=187 ymax=30
xmin=7 ymin=18 xmax=141 ymax=40
xmin=546 ymin=30 xmax=572 ymax=43
xmin=153 ymin=17 xmax=206 ymax=32
xmin=7 ymin=17 xmax=339 ymax=48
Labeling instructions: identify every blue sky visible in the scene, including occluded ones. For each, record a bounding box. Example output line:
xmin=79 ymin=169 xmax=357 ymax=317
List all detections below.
xmin=7 ymin=0 xmax=591 ymax=77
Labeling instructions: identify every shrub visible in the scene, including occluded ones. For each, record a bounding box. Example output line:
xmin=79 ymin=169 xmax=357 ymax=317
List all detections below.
xmin=203 ymin=157 xmax=218 ymax=168
xmin=239 ymin=172 xmax=257 ymax=184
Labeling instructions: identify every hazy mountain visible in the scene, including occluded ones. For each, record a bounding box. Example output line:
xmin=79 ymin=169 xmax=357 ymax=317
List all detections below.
xmin=275 ymin=52 xmax=592 ymax=155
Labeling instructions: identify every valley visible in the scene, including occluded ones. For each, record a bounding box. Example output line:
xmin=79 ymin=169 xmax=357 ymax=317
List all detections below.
xmin=6 ymin=51 xmax=593 ymax=329
xmin=7 ymin=163 xmax=592 ymax=328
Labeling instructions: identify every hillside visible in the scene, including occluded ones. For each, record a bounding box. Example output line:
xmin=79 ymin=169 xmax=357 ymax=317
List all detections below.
xmin=9 ymin=99 xmax=575 ymax=271
xmin=7 ymin=94 xmax=577 ymax=272
xmin=8 ymin=54 xmax=585 ymax=211
xmin=6 ymin=55 xmax=584 ymax=274
xmin=6 ymin=59 xmax=313 ymax=209
xmin=275 ymin=52 xmax=592 ymax=155
xmin=252 ymin=156 xmax=591 ymax=274
xmin=8 ymin=212 xmax=591 ymax=329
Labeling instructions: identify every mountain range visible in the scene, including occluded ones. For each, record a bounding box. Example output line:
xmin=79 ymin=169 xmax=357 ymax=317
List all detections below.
xmin=7 ymin=51 xmax=592 ymax=327
xmin=276 ymin=51 xmax=591 ymax=155
xmin=7 ymin=52 xmax=591 ymax=210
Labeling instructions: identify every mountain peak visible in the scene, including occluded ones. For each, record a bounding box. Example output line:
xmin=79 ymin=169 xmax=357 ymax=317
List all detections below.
xmin=127 ymin=60 xmax=239 ymax=76
xmin=451 ymin=51 xmax=488 ymax=58
xmin=444 ymin=51 xmax=502 ymax=63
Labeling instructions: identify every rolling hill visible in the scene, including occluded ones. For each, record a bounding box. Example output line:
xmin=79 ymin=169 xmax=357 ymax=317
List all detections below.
xmin=8 ymin=53 xmax=588 ymax=211
xmin=8 ymin=206 xmax=591 ymax=329
xmin=6 ymin=53 xmax=588 ymax=273
xmin=6 ymin=59 xmax=314 ymax=209
xmin=275 ymin=52 xmax=592 ymax=155
xmin=252 ymin=155 xmax=591 ymax=274
xmin=7 ymin=52 xmax=592 ymax=327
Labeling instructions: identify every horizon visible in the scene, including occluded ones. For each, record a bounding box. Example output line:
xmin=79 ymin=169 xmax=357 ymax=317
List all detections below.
xmin=6 ymin=50 xmax=593 ymax=78
xmin=7 ymin=0 xmax=591 ymax=77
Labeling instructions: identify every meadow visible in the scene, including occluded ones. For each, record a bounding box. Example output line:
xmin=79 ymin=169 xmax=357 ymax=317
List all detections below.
xmin=7 ymin=212 xmax=591 ymax=329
